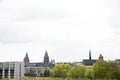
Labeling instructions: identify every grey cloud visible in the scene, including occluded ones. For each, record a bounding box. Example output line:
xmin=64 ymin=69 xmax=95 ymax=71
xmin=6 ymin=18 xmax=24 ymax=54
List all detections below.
xmin=11 ymin=9 xmax=66 ymax=21
xmin=0 ymin=27 xmax=34 ymax=43
xmin=109 ymin=15 xmax=120 ymax=35
xmin=106 ymin=0 xmax=120 ymax=35
xmin=0 ymin=0 xmax=68 ymax=21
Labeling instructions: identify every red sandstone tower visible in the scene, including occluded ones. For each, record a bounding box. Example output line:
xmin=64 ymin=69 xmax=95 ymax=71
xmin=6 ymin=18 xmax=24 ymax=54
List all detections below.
xmin=98 ymin=54 xmax=104 ymax=60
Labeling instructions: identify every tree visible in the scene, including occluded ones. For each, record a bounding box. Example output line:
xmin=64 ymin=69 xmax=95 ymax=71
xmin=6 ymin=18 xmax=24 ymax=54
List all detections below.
xmin=111 ymin=71 xmax=120 ymax=80
xmin=85 ymin=66 xmax=93 ymax=79
xmin=92 ymin=60 xmax=120 ymax=79
xmin=92 ymin=60 xmax=108 ymax=79
xmin=67 ymin=66 xmax=80 ymax=79
xmin=44 ymin=70 xmax=50 ymax=77
xmin=79 ymin=65 xmax=86 ymax=78
xmin=67 ymin=65 xmax=86 ymax=79
xmin=50 ymin=63 xmax=71 ymax=78
xmin=106 ymin=61 xmax=120 ymax=79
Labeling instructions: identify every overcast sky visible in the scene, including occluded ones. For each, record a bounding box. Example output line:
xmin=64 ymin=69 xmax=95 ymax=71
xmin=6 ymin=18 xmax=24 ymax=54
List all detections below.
xmin=0 ymin=0 xmax=120 ymax=62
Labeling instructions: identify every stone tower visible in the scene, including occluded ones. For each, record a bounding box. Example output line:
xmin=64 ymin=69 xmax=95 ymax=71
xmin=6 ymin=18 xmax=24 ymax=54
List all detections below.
xmin=44 ymin=51 xmax=49 ymax=64
xmin=98 ymin=54 xmax=103 ymax=60
xmin=23 ymin=52 xmax=30 ymax=65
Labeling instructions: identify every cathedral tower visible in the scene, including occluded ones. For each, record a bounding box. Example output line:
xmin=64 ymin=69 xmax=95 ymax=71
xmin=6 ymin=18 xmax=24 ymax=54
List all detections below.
xmin=23 ymin=52 xmax=30 ymax=65
xmin=44 ymin=51 xmax=49 ymax=64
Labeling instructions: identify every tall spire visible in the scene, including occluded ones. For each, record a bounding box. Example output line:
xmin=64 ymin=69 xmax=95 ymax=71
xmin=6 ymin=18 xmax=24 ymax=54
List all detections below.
xmin=45 ymin=51 xmax=48 ymax=56
xmin=23 ymin=52 xmax=30 ymax=65
xmin=44 ymin=51 xmax=49 ymax=64
xmin=89 ymin=49 xmax=91 ymax=60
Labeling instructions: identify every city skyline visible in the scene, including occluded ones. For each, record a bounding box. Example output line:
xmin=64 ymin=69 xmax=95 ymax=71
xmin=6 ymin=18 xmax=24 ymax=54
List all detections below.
xmin=0 ymin=0 xmax=120 ymax=62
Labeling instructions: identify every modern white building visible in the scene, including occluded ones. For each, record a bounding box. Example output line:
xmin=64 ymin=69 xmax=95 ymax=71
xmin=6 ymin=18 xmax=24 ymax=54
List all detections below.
xmin=0 ymin=62 xmax=24 ymax=80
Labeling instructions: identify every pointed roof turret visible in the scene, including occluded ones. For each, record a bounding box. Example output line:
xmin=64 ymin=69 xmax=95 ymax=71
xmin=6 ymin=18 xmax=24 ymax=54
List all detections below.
xmin=24 ymin=52 xmax=29 ymax=60
xmin=23 ymin=52 xmax=29 ymax=64
xmin=45 ymin=51 xmax=48 ymax=56
xmin=44 ymin=51 xmax=49 ymax=64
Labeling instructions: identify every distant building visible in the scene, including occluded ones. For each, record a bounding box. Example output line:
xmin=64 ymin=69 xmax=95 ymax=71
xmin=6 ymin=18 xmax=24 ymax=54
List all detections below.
xmin=72 ymin=62 xmax=82 ymax=66
xmin=56 ymin=62 xmax=72 ymax=65
xmin=82 ymin=50 xmax=96 ymax=66
xmin=23 ymin=51 xmax=55 ymax=76
xmin=82 ymin=50 xmax=104 ymax=66
xmin=0 ymin=62 xmax=24 ymax=80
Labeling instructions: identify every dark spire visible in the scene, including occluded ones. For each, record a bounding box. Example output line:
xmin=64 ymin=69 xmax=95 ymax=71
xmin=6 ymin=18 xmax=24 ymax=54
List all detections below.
xmin=89 ymin=49 xmax=91 ymax=60
xmin=44 ymin=51 xmax=49 ymax=64
xmin=23 ymin=52 xmax=29 ymax=64
xmin=45 ymin=51 xmax=48 ymax=56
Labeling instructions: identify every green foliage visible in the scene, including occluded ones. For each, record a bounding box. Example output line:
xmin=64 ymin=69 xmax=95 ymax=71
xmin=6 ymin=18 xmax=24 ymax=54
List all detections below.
xmin=22 ymin=77 xmax=120 ymax=80
xmin=85 ymin=66 xmax=93 ymax=79
xmin=105 ymin=61 xmax=119 ymax=79
xmin=50 ymin=63 xmax=71 ymax=78
xmin=44 ymin=70 xmax=50 ymax=77
xmin=67 ymin=66 xmax=80 ymax=79
xmin=67 ymin=65 xmax=86 ymax=79
xmin=111 ymin=71 xmax=120 ymax=80
xmin=22 ymin=77 xmax=80 ymax=80
xmin=92 ymin=60 xmax=120 ymax=79
xmin=92 ymin=60 xmax=108 ymax=79
xmin=50 ymin=60 xmax=120 ymax=79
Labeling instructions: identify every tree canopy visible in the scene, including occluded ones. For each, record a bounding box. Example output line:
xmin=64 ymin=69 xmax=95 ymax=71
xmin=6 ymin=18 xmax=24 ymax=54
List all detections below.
xmin=50 ymin=63 xmax=71 ymax=78
xmin=67 ymin=65 xmax=86 ymax=79
xmin=50 ymin=60 xmax=120 ymax=79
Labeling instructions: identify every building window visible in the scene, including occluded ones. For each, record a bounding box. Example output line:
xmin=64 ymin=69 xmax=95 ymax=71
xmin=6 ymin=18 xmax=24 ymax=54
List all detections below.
xmin=10 ymin=63 xmax=15 ymax=78
xmin=0 ymin=63 xmax=2 ymax=78
xmin=4 ymin=63 xmax=9 ymax=78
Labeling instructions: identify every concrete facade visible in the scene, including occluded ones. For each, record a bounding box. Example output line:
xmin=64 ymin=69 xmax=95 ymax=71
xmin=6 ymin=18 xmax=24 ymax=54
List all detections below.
xmin=0 ymin=62 xmax=24 ymax=80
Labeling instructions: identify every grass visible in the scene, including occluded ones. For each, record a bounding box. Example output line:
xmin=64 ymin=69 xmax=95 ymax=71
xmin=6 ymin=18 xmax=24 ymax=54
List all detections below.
xmin=22 ymin=77 xmax=112 ymax=80
xmin=0 ymin=78 xmax=15 ymax=80
xmin=0 ymin=77 xmax=110 ymax=80
xmin=22 ymin=77 xmax=82 ymax=80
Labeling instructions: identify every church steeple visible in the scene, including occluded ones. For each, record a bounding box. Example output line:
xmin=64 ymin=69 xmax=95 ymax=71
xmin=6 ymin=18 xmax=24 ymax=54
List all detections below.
xmin=44 ymin=51 xmax=49 ymax=64
xmin=45 ymin=51 xmax=48 ymax=56
xmin=23 ymin=52 xmax=29 ymax=65
xmin=89 ymin=49 xmax=91 ymax=60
